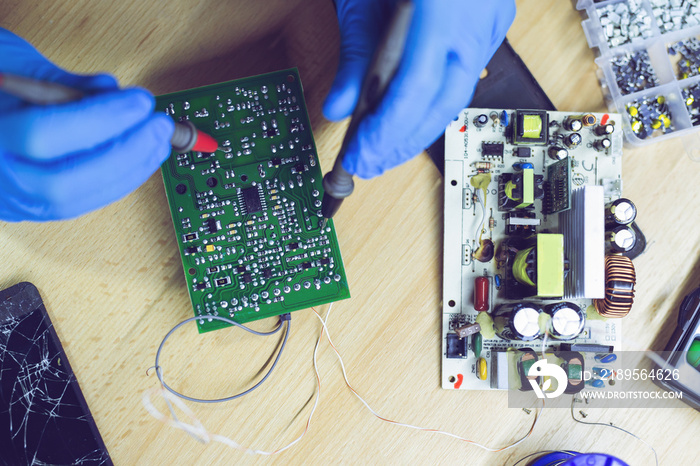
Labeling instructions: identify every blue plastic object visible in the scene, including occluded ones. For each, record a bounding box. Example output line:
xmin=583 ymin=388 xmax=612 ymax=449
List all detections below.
xmin=586 ymin=379 xmax=606 ymax=388
xmin=530 ymin=452 xmax=629 ymax=466
xmin=500 ymin=109 xmax=509 ymax=126
xmin=595 ymin=353 xmax=618 ymax=363
xmin=0 ymin=28 xmax=174 ymax=221
xmin=323 ymin=0 xmax=515 ymax=178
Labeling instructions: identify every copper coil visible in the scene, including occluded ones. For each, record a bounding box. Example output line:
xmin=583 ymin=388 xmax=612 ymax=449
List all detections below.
xmin=595 ymin=255 xmax=636 ymax=318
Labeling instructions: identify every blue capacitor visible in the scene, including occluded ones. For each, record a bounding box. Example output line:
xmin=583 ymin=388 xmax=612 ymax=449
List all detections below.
xmin=500 ymin=110 xmax=509 ymax=126
xmin=512 ymin=162 xmax=534 ymax=170
xmin=494 ymin=274 xmax=502 ymax=289
xmin=586 ymin=379 xmax=605 ymax=388
xmin=594 ymin=353 xmax=617 ymax=363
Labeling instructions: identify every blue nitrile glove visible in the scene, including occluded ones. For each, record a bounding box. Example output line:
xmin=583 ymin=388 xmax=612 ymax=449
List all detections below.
xmin=324 ymin=0 xmax=515 ymax=178
xmin=0 ymin=28 xmax=174 ymax=221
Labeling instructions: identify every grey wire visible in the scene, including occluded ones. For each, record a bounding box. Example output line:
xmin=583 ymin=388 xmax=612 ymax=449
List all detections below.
xmin=570 ymin=398 xmax=658 ymax=466
xmin=511 ymin=450 xmax=578 ymax=466
xmin=154 ymin=314 xmax=290 ymax=403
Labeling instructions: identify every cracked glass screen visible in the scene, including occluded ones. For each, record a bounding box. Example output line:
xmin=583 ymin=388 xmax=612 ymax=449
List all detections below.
xmin=0 ymin=282 xmax=112 ymax=465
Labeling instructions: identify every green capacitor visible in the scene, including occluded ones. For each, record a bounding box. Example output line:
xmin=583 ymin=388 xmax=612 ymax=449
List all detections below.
xmin=472 ymin=332 xmax=483 ymax=358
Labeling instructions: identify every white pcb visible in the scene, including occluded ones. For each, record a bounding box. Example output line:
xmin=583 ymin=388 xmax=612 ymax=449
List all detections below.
xmin=442 ymin=109 xmax=624 ymax=390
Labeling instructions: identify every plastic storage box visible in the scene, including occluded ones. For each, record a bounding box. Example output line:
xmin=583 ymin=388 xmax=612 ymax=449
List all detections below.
xmin=577 ymin=0 xmax=700 ymax=155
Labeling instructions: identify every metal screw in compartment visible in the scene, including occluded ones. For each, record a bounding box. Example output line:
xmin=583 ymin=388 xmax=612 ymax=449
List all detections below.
xmin=626 ymin=94 xmax=674 ymax=139
xmin=682 ymin=83 xmax=700 ymax=125
xmin=611 ymin=50 xmax=659 ymax=95
xmin=651 ymin=0 xmax=700 ymax=34
xmin=668 ymin=37 xmax=700 ymax=80
xmin=597 ymin=0 xmax=652 ymax=48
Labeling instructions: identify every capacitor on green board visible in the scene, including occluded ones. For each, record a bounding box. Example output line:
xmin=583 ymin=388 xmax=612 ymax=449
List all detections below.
xmin=472 ymin=332 xmax=483 ymax=358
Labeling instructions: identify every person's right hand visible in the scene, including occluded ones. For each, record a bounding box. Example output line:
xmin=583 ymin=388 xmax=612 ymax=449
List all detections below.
xmin=0 ymin=28 xmax=174 ymax=222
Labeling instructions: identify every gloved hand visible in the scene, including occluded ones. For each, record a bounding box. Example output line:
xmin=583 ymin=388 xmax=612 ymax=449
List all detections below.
xmin=323 ymin=0 xmax=515 ymax=178
xmin=0 ymin=28 xmax=174 ymax=221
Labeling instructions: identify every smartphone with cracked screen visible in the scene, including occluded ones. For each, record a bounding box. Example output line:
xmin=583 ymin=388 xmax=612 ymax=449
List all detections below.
xmin=0 ymin=282 xmax=112 ymax=465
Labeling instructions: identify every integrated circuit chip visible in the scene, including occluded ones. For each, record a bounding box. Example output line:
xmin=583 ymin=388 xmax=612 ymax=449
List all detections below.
xmin=239 ymin=186 xmax=263 ymax=215
xmin=159 ymin=69 xmax=351 ymax=333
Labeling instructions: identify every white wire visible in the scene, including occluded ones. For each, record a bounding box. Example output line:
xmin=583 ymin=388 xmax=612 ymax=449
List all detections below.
xmin=311 ymin=305 xmax=542 ymax=452
xmin=142 ymin=310 xmax=327 ymax=456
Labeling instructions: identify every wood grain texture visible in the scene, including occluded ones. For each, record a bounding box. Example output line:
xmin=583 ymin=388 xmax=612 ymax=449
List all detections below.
xmin=1 ymin=0 xmax=698 ymax=464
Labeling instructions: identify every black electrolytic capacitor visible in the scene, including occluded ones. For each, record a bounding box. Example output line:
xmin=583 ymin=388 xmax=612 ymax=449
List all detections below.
xmin=544 ymin=302 xmax=585 ymax=340
xmin=548 ymin=146 xmax=568 ymax=160
xmin=606 ymin=225 xmax=637 ymax=253
xmin=474 ymin=113 xmax=489 ymax=128
xmin=605 ymin=198 xmax=637 ymax=227
xmin=565 ymin=132 xmax=582 ymax=148
xmin=494 ymin=302 xmax=542 ymax=341
xmin=595 ymin=123 xmax=615 ymax=136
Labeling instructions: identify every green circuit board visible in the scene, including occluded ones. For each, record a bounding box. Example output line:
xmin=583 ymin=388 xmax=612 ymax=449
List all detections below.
xmin=158 ymin=69 xmax=350 ymax=333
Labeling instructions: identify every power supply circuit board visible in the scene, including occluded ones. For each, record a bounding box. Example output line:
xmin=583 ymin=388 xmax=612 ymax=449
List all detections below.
xmin=442 ymin=109 xmax=634 ymax=391
xmin=158 ymin=69 xmax=350 ymax=333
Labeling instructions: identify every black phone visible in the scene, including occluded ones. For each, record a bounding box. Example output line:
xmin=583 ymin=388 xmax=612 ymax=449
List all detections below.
xmin=0 ymin=282 xmax=112 ymax=465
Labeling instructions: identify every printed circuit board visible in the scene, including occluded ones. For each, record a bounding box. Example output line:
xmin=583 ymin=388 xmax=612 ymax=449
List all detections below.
xmin=442 ymin=109 xmax=635 ymax=391
xmin=159 ymin=69 xmax=350 ymax=333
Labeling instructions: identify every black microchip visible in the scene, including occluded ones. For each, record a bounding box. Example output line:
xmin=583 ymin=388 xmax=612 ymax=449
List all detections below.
xmin=517 ymin=147 xmax=531 ymax=158
xmin=302 ymin=262 xmax=312 ymax=270
xmin=262 ymin=268 xmax=273 ymax=279
xmin=320 ymin=258 xmax=331 ymax=265
xmin=241 ymin=186 xmax=263 ymax=214
xmin=288 ymin=242 xmax=299 ymax=250
xmin=185 ymin=246 xmax=198 ymax=255
xmin=206 ymin=218 xmax=220 ymax=233
xmin=482 ymin=142 xmax=504 ymax=157
xmin=236 ymin=265 xmax=246 ymax=273
xmin=271 ymin=157 xmax=282 ymax=166
xmin=195 ymin=283 xmax=207 ymax=290
xmin=242 ymin=273 xmax=252 ymax=283
xmin=295 ymin=163 xmax=306 ymax=173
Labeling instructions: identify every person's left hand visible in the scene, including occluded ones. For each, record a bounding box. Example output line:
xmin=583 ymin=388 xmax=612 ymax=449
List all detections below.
xmin=323 ymin=0 xmax=516 ymax=178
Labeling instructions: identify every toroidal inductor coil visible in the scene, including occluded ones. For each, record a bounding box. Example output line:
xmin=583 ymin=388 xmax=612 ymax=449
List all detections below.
xmin=595 ymin=255 xmax=636 ymax=318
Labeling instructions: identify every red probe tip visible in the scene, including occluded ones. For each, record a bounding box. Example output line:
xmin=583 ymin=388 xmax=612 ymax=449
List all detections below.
xmin=192 ymin=129 xmax=219 ymax=153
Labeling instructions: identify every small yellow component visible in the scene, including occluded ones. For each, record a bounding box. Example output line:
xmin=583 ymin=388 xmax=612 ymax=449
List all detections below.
xmin=631 ymin=119 xmax=642 ymax=133
xmin=205 ymin=245 xmax=215 ymax=252
xmin=651 ymin=119 xmax=662 ymax=129
xmin=201 ymin=213 xmax=210 ymax=219
xmin=246 ymin=220 xmax=254 ymax=225
xmin=683 ymin=72 xmax=690 ymax=79
xmin=657 ymin=95 xmax=665 ymax=105
xmin=521 ymin=114 xmax=542 ymax=139
xmin=229 ymin=229 xmax=237 ymax=235
xmin=687 ymin=95 xmax=695 ymax=106
xmin=627 ymin=106 xmax=638 ymax=117
xmin=270 ymin=189 xmax=278 ymax=194
xmin=271 ymin=195 xmax=279 ymax=201
xmin=477 ymin=357 xmax=488 ymax=381
xmin=273 ymin=204 xmax=282 ymax=210
xmin=660 ymin=114 xmax=671 ymax=128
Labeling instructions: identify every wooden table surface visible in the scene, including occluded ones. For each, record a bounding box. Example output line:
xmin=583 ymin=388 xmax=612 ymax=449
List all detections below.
xmin=1 ymin=1 xmax=698 ymax=464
